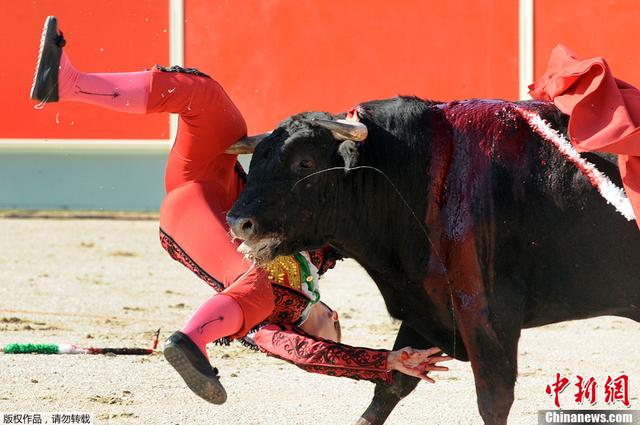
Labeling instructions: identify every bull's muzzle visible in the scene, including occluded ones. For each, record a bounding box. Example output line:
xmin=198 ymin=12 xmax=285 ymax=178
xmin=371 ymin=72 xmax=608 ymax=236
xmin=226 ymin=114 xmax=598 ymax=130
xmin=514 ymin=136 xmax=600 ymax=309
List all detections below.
xmin=227 ymin=213 xmax=258 ymax=241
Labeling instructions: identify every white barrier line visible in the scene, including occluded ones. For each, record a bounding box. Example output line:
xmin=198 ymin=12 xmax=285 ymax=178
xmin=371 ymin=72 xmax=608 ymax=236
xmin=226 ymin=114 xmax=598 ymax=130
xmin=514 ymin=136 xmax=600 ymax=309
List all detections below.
xmin=169 ymin=0 xmax=185 ymax=142
xmin=519 ymin=0 xmax=534 ymax=100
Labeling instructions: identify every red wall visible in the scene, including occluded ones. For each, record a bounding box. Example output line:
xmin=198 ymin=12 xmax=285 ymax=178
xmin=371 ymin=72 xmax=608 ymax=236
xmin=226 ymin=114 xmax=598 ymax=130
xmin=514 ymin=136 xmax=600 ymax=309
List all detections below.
xmin=185 ymin=0 xmax=519 ymax=133
xmin=1 ymin=0 xmax=170 ymax=139
xmin=534 ymin=0 xmax=640 ymax=86
xmin=13 ymin=1 xmax=640 ymax=139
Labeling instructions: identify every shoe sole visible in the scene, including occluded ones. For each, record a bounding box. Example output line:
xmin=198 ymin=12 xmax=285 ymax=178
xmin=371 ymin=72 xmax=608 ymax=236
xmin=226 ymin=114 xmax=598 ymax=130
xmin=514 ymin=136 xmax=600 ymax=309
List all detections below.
xmin=164 ymin=344 xmax=227 ymax=404
xmin=30 ymin=16 xmax=58 ymax=102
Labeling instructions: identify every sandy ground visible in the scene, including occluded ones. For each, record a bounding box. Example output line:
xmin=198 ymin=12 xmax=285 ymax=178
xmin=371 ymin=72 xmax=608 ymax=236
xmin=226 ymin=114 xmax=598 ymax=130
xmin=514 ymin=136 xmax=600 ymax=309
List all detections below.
xmin=0 ymin=218 xmax=638 ymax=425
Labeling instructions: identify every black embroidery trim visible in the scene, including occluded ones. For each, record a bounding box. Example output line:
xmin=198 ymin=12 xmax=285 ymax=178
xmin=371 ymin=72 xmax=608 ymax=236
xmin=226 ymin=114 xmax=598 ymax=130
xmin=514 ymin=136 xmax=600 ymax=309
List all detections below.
xmin=263 ymin=324 xmax=392 ymax=384
xmin=159 ymin=228 xmax=324 ymax=349
xmin=159 ymin=228 xmax=225 ymax=292
xmin=155 ymin=65 xmax=211 ymax=79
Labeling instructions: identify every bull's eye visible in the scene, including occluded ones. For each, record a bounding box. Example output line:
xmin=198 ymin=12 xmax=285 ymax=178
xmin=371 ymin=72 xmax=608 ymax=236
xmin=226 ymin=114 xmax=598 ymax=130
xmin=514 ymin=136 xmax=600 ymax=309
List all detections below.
xmin=298 ymin=159 xmax=314 ymax=169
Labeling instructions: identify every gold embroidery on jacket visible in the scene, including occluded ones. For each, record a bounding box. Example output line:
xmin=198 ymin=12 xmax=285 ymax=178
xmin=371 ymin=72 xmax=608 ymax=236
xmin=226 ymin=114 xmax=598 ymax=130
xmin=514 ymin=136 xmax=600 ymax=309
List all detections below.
xmin=264 ymin=256 xmax=302 ymax=290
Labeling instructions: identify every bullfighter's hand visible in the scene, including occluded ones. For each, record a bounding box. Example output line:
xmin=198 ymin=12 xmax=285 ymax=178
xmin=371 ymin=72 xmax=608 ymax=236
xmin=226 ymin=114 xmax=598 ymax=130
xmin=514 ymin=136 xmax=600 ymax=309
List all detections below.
xmin=387 ymin=346 xmax=453 ymax=383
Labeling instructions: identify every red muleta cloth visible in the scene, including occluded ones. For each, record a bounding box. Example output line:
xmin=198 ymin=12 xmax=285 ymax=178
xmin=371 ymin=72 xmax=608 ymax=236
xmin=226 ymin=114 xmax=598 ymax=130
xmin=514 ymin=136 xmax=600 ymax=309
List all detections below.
xmin=529 ymin=44 xmax=640 ymax=228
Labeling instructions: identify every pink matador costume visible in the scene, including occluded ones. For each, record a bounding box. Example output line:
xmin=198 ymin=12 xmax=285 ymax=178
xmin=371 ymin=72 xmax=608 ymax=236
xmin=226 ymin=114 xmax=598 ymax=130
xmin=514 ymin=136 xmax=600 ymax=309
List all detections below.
xmin=149 ymin=66 xmax=394 ymax=383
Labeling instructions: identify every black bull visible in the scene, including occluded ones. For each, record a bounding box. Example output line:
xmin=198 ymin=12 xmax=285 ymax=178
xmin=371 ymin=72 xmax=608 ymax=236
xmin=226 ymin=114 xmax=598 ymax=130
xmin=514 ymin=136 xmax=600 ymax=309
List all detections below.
xmin=227 ymin=97 xmax=640 ymax=425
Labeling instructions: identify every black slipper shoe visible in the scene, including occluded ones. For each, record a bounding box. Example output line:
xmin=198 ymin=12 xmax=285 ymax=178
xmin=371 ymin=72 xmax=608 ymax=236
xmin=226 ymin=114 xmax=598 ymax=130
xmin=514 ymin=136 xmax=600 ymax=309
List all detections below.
xmin=30 ymin=16 xmax=66 ymax=102
xmin=163 ymin=331 xmax=227 ymax=404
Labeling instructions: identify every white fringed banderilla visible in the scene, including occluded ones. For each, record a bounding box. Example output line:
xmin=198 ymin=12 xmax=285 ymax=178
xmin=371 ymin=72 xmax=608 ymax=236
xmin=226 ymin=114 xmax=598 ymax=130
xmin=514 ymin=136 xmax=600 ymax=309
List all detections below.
xmin=516 ymin=107 xmax=635 ymax=221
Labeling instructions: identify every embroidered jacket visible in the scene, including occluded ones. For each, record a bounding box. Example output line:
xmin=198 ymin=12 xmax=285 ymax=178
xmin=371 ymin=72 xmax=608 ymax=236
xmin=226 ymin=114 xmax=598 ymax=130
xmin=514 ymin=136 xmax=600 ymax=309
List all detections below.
xmin=253 ymin=324 xmax=392 ymax=384
xmin=257 ymin=249 xmax=392 ymax=384
xmin=160 ymin=230 xmax=392 ymax=384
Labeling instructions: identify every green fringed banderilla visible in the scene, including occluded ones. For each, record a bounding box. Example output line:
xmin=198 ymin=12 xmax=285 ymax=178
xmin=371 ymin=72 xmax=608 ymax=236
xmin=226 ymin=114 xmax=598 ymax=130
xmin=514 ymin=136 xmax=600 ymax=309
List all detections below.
xmin=2 ymin=343 xmax=60 ymax=354
xmin=0 ymin=343 xmax=153 ymax=355
xmin=1 ymin=329 xmax=161 ymax=355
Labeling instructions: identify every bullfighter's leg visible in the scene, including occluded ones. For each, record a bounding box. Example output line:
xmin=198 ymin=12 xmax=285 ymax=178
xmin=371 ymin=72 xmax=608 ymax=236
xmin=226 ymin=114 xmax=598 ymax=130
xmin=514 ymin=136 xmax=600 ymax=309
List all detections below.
xmin=355 ymin=322 xmax=431 ymax=425
xmin=31 ymin=15 xmax=275 ymax=323
xmin=137 ymin=68 xmax=277 ymax=404
xmin=31 ymin=18 xmax=273 ymax=331
xmin=30 ymin=17 xmax=275 ymax=404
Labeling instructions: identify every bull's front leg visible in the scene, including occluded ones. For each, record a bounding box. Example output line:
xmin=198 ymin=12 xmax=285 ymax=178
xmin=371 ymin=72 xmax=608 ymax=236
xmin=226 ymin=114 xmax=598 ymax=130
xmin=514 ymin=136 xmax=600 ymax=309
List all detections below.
xmin=355 ymin=322 xmax=430 ymax=425
xmin=453 ymin=289 xmax=522 ymax=425
xmin=439 ymin=232 xmax=525 ymax=425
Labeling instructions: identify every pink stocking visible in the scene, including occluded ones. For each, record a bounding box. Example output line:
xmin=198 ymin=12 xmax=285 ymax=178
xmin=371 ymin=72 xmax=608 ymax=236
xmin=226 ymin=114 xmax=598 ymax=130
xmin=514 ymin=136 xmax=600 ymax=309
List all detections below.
xmin=180 ymin=294 xmax=244 ymax=358
xmin=57 ymin=52 xmax=151 ymax=113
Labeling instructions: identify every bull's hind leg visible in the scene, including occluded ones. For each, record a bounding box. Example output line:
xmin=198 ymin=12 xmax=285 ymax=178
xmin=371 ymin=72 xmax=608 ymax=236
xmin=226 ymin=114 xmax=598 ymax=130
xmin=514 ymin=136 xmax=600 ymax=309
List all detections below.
xmin=355 ymin=323 xmax=429 ymax=425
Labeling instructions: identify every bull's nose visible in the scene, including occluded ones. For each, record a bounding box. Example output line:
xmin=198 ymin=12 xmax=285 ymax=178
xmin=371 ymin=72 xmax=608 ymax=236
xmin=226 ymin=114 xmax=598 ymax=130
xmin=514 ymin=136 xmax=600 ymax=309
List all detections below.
xmin=227 ymin=213 xmax=258 ymax=240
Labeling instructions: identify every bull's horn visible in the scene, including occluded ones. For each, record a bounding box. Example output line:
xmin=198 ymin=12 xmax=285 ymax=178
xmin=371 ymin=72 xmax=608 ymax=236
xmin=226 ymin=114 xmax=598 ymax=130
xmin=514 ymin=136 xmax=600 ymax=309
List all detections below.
xmin=225 ymin=133 xmax=271 ymax=154
xmin=313 ymin=119 xmax=368 ymax=141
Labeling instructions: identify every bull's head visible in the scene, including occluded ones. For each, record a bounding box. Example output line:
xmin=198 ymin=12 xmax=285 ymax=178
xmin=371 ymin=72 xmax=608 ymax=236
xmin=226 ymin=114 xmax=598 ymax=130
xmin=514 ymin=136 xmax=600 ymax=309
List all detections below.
xmin=226 ymin=112 xmax=367 ymax=263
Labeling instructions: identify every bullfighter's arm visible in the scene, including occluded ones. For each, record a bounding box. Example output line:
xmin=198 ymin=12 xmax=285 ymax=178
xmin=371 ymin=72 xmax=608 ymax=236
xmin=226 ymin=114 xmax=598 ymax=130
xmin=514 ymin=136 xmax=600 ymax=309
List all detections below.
xmin=253 ymin=323 xmax=393 ymax=384
xmin=253 ymin=324 xmax=451 ymax=384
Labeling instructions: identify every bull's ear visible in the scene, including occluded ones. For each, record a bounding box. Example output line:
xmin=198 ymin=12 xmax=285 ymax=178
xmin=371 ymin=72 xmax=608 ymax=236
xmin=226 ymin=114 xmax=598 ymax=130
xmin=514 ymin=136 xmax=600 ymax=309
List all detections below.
xmin=338 ymin=140 xmax=359 ymax=171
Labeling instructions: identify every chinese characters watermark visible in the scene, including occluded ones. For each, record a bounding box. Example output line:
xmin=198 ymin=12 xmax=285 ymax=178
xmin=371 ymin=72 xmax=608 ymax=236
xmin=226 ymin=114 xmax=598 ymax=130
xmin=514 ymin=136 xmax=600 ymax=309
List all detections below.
xmin=1 ymin=413 xmax=92 ymax=424
xmin=546 ymin=374 xmax=631 ymax=408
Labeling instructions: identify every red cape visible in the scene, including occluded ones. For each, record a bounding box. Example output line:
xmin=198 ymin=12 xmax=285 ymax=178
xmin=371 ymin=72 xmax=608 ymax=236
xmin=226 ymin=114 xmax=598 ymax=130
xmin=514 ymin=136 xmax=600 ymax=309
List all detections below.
xmin=529 ymin=44 xmax=640 ymax=228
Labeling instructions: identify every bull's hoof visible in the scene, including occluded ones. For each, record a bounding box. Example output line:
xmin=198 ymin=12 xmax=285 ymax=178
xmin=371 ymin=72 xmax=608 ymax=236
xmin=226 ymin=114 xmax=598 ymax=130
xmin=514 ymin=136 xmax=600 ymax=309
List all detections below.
xmin=353 ymin=417 xmax=372 ymax=425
